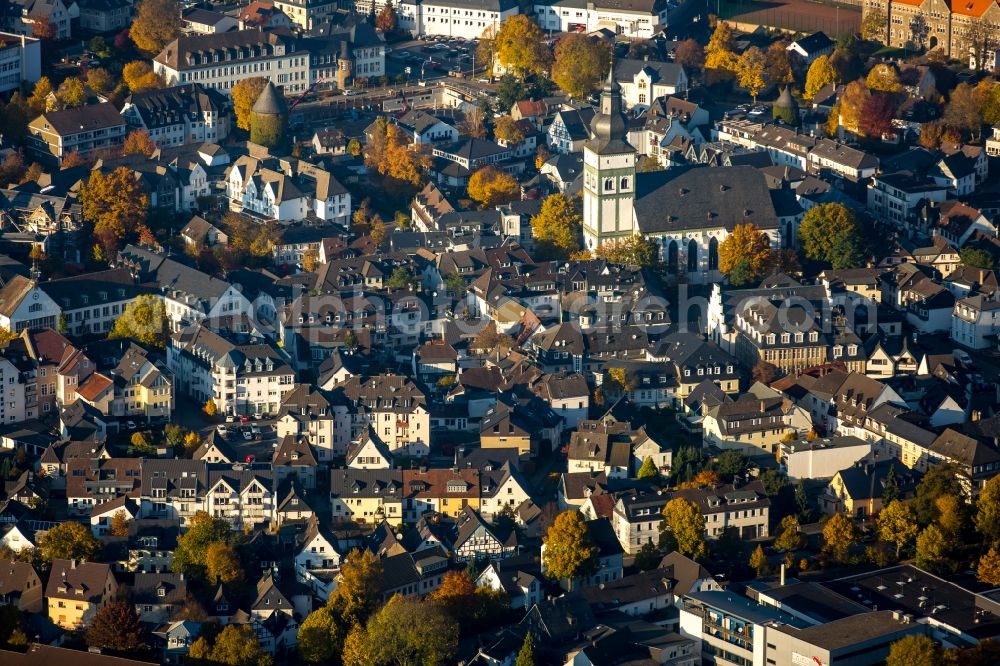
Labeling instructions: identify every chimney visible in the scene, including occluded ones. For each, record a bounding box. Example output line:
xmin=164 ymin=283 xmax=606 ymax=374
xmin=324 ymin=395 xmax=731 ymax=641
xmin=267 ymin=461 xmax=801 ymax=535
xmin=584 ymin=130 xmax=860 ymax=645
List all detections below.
xmin=780 ymin=563 xmax=786 ymax=586
xmin=70 ymin=559 xmax=77 ymax=570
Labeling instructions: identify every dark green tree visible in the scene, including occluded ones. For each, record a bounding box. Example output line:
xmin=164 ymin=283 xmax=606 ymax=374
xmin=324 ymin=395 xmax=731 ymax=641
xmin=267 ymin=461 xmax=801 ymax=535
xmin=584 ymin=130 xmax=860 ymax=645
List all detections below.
xmin=882 ymin=465 xmax=899 ymax=506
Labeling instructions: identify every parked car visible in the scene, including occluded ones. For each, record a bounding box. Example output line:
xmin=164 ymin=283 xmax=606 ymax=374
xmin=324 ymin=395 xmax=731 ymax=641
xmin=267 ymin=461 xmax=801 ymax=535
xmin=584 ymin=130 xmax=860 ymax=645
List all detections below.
xmin=126 ymin=420 xmax=137 ymax=430
xmin=243 ymin=430 xmax=253 ymax=441
xmin=216 ymin=425 xmax=228 ymax=434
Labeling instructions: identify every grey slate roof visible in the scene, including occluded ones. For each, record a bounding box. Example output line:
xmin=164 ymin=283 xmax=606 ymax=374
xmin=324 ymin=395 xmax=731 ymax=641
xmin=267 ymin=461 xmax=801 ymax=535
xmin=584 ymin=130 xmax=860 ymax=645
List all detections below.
xmin=635 ymin=165 xmax=780 ymax=233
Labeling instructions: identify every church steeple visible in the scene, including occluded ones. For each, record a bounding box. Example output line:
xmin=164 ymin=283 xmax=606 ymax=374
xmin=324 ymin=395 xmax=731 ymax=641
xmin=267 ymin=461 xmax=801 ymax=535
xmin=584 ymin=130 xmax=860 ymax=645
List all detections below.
xmin=582 ymin=59 xmax=637 ymax=251
xmin=588 ymin=60 xmax=632 ymax=153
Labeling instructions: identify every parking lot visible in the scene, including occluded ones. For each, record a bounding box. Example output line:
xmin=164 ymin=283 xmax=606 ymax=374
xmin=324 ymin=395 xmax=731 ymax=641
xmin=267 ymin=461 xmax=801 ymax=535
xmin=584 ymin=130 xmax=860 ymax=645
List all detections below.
xmin=387 ymin=36 xmax=486 ymax=82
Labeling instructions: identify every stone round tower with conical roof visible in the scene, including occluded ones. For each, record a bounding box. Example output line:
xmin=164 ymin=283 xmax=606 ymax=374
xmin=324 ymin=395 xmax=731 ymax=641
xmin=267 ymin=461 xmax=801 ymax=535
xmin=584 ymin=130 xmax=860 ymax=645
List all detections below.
xmin=250 ymin=81 xmax=288 ymax=150
xmin=772 ymin=86 xmax=799 ymax=126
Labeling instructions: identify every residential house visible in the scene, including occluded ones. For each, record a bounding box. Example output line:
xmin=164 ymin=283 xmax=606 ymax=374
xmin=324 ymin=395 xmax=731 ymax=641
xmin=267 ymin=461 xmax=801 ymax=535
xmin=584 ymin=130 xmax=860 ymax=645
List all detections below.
xmin=26 ymin=103 xmax=127 ymax=166
xmin=121 ymin=84 xmax=230 ymax=148
xmin=45 ymin=559 xmax=117 ymax=630
xmin=0 ymin=560 xmax=42 ymax=611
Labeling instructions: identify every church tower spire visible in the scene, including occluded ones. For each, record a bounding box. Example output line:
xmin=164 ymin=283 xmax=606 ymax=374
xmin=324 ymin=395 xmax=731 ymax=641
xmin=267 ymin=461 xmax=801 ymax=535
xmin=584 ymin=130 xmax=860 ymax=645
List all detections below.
xmin=582 ymin=60 xmax=637 ymax=251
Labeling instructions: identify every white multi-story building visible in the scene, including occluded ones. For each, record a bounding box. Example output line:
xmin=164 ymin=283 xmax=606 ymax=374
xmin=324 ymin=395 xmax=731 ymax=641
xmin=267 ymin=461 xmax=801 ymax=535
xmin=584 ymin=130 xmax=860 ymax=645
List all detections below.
xmin=0 ymin=275 xmax=60 ymax=333
xmin=614 ymin=58 xmax=688 ymax=110
xmin=121 ymin=84 xmax=230 ymax=148
xmin=276 ymin=384 xmax=352 ymax=460
xmin=226 ymin=155 xmax=351 ymax=225
xmin=866 ymin=171 xmax=949 ymax=232
xmin=532 ymin=0 xmax=668 ymax=39
xmin=0 ymin=32 xmax=39 ymax=94
xmin=952 ymin=294 xmax=1000 ymax=350
xmin=399 ymin=0 xmax=519 ymax=39
xmin=168 ymin=324 xmax=295 ymax=416
xmin=153 ymin=30 xmax=310 ymax=95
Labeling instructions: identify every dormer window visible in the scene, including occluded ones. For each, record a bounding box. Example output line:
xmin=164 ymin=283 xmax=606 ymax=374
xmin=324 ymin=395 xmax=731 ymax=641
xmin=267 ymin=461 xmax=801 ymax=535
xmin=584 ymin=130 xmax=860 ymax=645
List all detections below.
xmin=781 ymin=333 xmax=790 ymax=344
xmin=810 ymin=332 xmax=818 ymax=342
xmin=795 ymin=333 xmax=803 ymax=343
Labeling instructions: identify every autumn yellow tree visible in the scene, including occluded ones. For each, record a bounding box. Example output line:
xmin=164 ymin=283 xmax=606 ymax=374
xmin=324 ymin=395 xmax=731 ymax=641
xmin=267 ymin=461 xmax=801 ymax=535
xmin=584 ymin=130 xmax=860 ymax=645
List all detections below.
xmin=978 ymin=547 xmax=1000 ymax=585
xmin=822 ymin=512 xmax=856 ymax=563
xmin=676 ymin=469 xmax=721 ymax=490
xmin=705 ymin=21 xmax=738 ymax=82
xmin=805 ymin=55 xmax=839 ymax=99
xmin=493 ymin=115 xmax=525 ymax=144
xmin=81 ymin=167 xmax=149 ymax=245
xmin=130 ymin=0 xmax=181 ymax=54
xmin=750 ymin=544 xmax=769 ymax=575
xmin=122 ymin=61 xmax=164 ymax=93
xmin=232 ymin=77 xmax=269 ymax=132
xmin=773 ymin=515 xmax=804 ymax=551
xmin=861 ymin=8 xmax=887 ymax=42
xmin=468 ymin=166 xmax=519 ymax=208
xmin=866 ymin=63 xmax=901 ymax=92
xmin=839 ymin=80 xmax=871 ymax=135
xmin=86 ymin=68 xmax=115 ymax=95
xmin=531 ymin=193 xmax=582 ymax=260
xmin=123 ymin=129 xmax=157 ymax=157
xmin=110 ymin=511 xmax=130 ymax=537
xmin=551 ymin=33 xmax=611 ymax=99
xmin=595 ymin=235 xmax=658 ymax=267
xmin=56 ymin=77 xmax=87 ymax=109
xmin=364 ymin=117 xmax=431 ymax=187
xmin=205 ymin=542 xmax=243 ymax=585
xmin=737 ymin=46 xmax=766 ymax=102
xmin=661 ymin=497 xmax=707 ymax=559
xmin=718 ymin=223 xmax=771 ymax=283
xmin=109 ymin=294 xmax=167 ymax=348
xmin=877 ymin=500 xmax=918 ymax=558
xmin=494 ymin=15 xmax=550 ymax=79
xmin=542 ymin=510 xmax=598 ymax=586
xmin=28 ymin=76 xmax=53 ymax=114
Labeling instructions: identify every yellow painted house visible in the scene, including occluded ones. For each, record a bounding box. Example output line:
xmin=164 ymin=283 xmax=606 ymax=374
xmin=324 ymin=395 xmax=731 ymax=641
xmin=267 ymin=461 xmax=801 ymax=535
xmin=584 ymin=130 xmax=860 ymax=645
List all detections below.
xmin=330 ymin=469 xmax=405 ymax=526
xmin=402 ymin=468 xmax=481 ymax=522
xmin=45 ymin=559 xmax=117 ymax=629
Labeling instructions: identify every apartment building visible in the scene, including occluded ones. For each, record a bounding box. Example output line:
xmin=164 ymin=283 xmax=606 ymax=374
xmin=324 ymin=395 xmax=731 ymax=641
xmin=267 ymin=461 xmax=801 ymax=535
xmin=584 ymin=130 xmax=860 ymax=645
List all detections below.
xmin=26 ymin=103 xmax=127 ymax=166
xmin=952 ymin=293 xmax=1000 ymax=350
xmin=341 ymin=373 xmax=430 ymax=455
xmin=121 ymin=84 xmax=230 ymax=148
xmin=276 ymin=384 xmax=352 ymax=460
xmin=272 ymin=0 xmax=337 ymax=29
xmin=118 ymin=245 xmax=254 ymax=332
xmin=399 ymin=0 xmax=519 ymax=39
xmin=154 ymin=30 xmax=310 ymax=95
xmin=330 ymin=469 xmax=405 ymax=525
xmin=226 ymin=155 xmax=351 ymax=225
xmin=675 ymin=481 xmax=771 ymax=540
xmin=0 ymin=32 xmax=40 ymax=94
xmin=168 ymin=324 xmax=295 ymax=416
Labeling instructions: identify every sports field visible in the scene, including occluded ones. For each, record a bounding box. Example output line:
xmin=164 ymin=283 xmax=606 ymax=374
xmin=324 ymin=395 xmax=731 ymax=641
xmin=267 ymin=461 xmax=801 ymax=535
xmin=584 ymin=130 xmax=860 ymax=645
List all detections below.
xmin=715 ymin=0 xmax=861 ymax=37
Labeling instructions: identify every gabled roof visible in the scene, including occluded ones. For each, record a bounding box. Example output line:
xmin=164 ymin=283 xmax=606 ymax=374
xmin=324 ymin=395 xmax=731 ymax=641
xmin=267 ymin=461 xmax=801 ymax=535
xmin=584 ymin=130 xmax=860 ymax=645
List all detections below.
xmin=30 ymin=102 xmax=125 ymax=136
